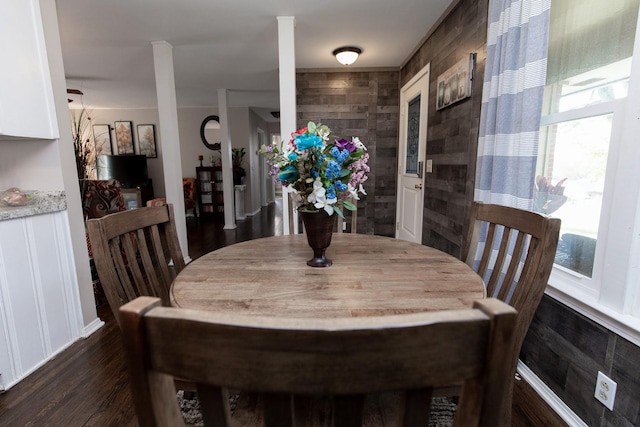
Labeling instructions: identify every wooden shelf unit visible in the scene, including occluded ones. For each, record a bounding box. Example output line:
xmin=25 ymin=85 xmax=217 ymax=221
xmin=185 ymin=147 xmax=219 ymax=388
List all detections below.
xmin=196 ymin=166 xmax=224 ymax=218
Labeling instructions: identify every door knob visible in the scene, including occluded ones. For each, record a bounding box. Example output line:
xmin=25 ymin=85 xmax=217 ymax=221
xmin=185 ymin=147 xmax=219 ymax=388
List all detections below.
xmin=415 ymin=183 xmax=422 ymax=189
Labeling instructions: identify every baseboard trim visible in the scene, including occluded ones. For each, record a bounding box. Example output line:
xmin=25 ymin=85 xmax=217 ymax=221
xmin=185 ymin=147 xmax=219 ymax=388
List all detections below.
xmin=517 ymin=361 xmax=588 ymax=427
xmin=81 ymin=317 xmax=105 ymax=338
xmin=1 ymin=320 xmax=103 ymax=393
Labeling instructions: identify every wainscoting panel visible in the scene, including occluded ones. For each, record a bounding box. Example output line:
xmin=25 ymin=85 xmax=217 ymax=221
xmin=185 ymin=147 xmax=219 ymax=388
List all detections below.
xmin=521 ymin=295 xmax=640 ymax=426
xmin=0 ymin=211 xmax=83 ymax=391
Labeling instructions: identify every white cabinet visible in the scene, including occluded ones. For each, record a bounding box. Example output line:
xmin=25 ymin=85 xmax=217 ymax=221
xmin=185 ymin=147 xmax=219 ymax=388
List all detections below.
xmin=0 ymin=0 xmax=58 ymax=140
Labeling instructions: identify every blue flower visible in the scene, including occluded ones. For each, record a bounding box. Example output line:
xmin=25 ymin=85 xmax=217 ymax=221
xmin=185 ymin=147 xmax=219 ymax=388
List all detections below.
xmin=330 ymin=146 xmax=349 ymax=164
xmin=257 ymin=121 xmax=369 ymax=217
xmin=295 ymin=134 xmax=323 ymax=150
xmin=325 ymin=160 xmax=341 ymax=180
xmin=326 ymin=185 xmax=337 ymax=200
xmin=335 ymin=181 xmax=347 ymax=192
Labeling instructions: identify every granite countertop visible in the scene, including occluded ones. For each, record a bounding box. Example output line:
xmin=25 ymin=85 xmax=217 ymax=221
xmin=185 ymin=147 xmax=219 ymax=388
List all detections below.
xmin=0 ymin=191 xmax=67 ymax=221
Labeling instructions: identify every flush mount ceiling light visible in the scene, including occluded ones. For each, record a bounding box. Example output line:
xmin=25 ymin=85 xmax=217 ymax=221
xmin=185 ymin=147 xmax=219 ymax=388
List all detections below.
xmin=332 ymin=46 xmax=362 ymax=66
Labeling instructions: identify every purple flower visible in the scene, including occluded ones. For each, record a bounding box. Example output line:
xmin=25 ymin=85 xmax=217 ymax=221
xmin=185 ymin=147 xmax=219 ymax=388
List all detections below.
xmin=335 ymin=138 xmax=357 ymax=153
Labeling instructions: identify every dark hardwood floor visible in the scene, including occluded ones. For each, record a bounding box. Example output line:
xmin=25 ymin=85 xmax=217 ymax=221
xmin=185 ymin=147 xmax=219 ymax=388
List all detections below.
xmin=0 ymin=201 xmax=567 ymax=426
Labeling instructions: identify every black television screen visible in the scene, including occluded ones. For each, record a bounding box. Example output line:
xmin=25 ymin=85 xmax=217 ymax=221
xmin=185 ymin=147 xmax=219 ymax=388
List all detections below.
xmin=96 ymin=155 xmax=148 ymax=188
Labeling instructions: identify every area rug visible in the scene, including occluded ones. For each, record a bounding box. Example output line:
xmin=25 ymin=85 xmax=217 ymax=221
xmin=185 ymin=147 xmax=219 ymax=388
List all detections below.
xmin=178 ymin=391 xmax=456 ymax=426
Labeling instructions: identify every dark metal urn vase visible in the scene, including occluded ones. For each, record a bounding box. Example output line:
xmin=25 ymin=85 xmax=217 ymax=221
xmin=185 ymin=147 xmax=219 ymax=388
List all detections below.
xmin=299 ymin=210 xmax=337 ymax=267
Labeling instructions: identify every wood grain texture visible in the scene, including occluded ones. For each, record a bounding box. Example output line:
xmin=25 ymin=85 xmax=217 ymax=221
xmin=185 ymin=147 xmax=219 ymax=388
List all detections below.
xmin=171 ymin=234 xmax=486 ymax=319
xmin=462 ymin=201 xmax=561 ymax=423
xmin=120 ymin=296 xmax=517 ymax=427
xmin=87 ymin=204 xmax=186 ymax=324
xmin=462 ymin=202 xmax=561 ymax=362
xmin=0 ymin=207 xmax=567 ymax=426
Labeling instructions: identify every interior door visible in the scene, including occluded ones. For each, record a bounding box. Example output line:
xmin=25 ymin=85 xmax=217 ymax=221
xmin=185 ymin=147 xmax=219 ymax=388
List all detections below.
xmin=396 ymin=64 xmax=429 ymax=243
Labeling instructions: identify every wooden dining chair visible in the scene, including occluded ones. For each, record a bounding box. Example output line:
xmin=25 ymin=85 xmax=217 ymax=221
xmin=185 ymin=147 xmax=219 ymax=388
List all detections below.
xmin=462 ymin=201 xmax=560 ymax=357
xmin=462 ymin=201 xmax=560 ymax=419
xmin=86 ymin=204 xmax=186 ymax=325
xmin=336 ymin=197 xmax=358 ymax=233
xmin=120 ymin=296 xmax=517 ymax=427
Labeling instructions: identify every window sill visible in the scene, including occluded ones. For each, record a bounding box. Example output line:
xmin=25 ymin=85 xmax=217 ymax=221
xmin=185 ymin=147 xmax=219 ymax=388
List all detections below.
xmin=545 ymin=281 xmax=640 ymax=347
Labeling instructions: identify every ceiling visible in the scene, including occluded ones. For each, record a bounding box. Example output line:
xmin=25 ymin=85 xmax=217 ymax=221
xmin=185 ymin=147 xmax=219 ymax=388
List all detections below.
xmin=57 ymin=0 xmax=455 ymax=119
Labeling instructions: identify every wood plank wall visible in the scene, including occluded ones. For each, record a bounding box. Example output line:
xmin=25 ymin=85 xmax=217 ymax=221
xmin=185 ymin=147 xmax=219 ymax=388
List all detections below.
xmin=296 ymin=71 xmax=400 ymax=236
xmin=295 ymin=0 xmax=488 ymax=255
xmin=401 ymin=0 xmax=489 ymax=257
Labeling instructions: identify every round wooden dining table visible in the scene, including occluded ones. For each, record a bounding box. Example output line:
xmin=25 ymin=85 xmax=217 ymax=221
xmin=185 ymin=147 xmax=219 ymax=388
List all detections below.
xmin=170 ymin=234 xmax=485 ymax=319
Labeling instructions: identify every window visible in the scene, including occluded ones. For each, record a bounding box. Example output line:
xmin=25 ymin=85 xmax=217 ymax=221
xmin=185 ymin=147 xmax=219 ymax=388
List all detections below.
xmin=536 ymin=0 xmax=640 ymax=337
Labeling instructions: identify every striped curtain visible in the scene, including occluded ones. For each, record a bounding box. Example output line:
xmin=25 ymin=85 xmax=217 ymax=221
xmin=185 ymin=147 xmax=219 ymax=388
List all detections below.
xmin=471 ymin=0 xmax=551 ymax=283
xmin=475 ymin=0 xmax=551 ymax=209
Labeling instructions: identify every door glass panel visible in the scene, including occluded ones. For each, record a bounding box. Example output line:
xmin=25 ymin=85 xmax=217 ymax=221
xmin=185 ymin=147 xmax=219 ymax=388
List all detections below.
xmin=405 ymin=95 xmax=421 ymax=174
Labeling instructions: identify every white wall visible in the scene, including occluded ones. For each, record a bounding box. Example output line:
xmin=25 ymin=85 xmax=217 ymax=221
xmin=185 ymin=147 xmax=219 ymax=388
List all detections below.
xmin=178 ymin=107 xmax=219 ymax=178
xmin=229 ymin=107 xmax=250 ymax=217
xmin=0 ymin=139 xmax=64 ymax=190
xmin=249 ymin=109 xmax=269 ymax=214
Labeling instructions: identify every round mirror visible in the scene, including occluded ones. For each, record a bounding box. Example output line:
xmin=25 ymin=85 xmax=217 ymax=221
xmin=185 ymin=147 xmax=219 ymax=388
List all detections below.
xmin=200 ymin=115 xmax=221 ymax=150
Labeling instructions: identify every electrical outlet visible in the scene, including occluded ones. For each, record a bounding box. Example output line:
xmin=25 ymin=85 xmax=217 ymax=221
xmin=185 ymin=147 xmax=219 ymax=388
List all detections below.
xmin=342 ymin=222 xmax=347 ymax=230
xmin=594 ymin=371 xmax=617 ymax=411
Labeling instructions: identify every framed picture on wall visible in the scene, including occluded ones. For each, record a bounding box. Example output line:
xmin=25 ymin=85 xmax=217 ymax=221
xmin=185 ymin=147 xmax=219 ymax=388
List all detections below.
xmin=436 ymin=53 xmax=476 ymax=110
xmin=136 ymin=124 xmax=157 ymax=158
xmin=92 ymin=124 xmax=112 ymax=155
xmin=114 ymin=121 xmax=134 ymax=154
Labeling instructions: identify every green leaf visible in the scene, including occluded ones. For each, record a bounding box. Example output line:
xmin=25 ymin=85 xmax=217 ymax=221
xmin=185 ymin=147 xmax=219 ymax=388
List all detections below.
xmin=340 ymin=168 xmax=351 ymax=178
xmin=307 ymin=121 xmax=317 ymax=134
xmin=333 ymin=205 xmax=345 ymax=219
xmin=343 ymin=200 xmax=357 ymax=211
xmin=351 ymin=148 xmax=365 ymax=159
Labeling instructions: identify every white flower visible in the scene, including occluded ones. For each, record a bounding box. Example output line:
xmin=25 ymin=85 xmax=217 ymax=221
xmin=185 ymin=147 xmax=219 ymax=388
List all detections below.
xmin=347 ymin=183 xmax=361 ymax=200
xmin=317 ymin=126 xmax=331 ymax=142
xmin=307 ymin=179 xmax=325 ymax=204
xmin=358 ymin=183 xmax=367 ymax=195
xmin=307 ymin=179 xmax=337 ymax=215
xmin=352 ymin=136 xmax=367 ymax=151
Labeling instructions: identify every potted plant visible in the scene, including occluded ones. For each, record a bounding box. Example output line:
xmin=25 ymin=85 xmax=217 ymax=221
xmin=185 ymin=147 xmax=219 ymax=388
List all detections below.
xmin=232 ymin=147 xmax=246 ymax=185
xmin=258 ymin=121 xmax=369 ymax=267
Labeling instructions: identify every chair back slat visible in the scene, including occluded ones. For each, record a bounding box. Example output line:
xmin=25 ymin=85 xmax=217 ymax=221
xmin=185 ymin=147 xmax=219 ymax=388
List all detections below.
xmin=475 ymin=222 xmax=496 ymax=277
xmin=403 ymin=388 xmax=433 ymax=425
xmin=133 ymin=228 xmax=163 ymax=297
xmin=110 ymin=236 xmax=140 ymax=301
xmin=495 ymin=231 xmax=527 ymax=303
xmin=120 ymin=296 xmax=517 ymax=427
xmin=336 ymin=197 xmax=358 ymax=233
xmin=197 ymin=384 xmax=229 ymax=427
xmin=87 ymin=204 xmax=185 ymax=324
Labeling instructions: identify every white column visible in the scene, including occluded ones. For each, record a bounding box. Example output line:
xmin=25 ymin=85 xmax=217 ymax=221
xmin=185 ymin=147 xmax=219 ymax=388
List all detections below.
xmin=151 ymin=41 xmax=189 ymax=258
xmin=278 ymin=16 xmax=297 ymax=234
xmin=218 ymin=88 xmax=236 ymax=229
xmin=40 ymin=0 xmax=93 ymax=330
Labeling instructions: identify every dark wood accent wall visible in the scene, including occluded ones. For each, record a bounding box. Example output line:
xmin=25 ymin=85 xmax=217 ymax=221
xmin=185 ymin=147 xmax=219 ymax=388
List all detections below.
xmin=521 ymin=296 xmax=640 ymax=426
xmin=401 ymin=0 xmax=489 ymax=257
xmin=296 ymin=71 xmax=400 ymax=236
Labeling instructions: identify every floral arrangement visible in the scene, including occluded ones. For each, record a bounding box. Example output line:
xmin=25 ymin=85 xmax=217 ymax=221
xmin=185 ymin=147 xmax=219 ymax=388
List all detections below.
xmin=259 ymin=121 xmax=369 ymax=217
